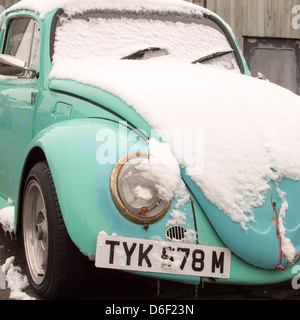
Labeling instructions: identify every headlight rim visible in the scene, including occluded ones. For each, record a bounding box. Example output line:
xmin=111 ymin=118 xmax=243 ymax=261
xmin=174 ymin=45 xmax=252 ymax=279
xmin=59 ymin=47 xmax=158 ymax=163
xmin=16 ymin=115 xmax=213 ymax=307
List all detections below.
xmin=110 ymin=152 xmax=171 ymax=224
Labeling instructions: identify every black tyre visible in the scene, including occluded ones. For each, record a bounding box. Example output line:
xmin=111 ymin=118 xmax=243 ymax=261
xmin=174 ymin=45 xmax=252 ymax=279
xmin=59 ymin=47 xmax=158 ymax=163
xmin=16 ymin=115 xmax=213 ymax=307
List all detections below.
xmin=22 ymin=161 xmax=89 ymax=299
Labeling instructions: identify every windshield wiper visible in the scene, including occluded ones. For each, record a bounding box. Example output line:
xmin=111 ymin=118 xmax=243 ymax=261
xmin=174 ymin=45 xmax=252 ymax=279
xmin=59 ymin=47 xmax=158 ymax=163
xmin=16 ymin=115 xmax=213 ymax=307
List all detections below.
xmin=192 ymin=50 xmax=234 ymax=64
xmin=121 ymin=47 xmax=168 ymax=60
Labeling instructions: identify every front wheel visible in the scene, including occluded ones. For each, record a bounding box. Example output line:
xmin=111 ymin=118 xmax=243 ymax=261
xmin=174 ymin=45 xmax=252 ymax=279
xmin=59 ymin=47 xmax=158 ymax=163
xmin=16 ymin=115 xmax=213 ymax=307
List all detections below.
xmin=22 ymin=161 xmax=89 ymax=299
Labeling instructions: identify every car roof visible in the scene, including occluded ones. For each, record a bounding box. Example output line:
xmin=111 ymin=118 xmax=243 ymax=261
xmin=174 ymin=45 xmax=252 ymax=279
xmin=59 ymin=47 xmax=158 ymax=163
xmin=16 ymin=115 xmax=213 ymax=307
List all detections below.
xmin=5 ymin=0 xmax=209 ymax=19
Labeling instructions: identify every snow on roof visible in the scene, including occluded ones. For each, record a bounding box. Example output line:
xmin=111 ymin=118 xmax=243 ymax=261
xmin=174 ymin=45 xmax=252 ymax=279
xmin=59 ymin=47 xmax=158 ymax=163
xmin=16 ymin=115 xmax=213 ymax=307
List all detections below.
xmin=8 ymin=0 xmax=208 ymax=18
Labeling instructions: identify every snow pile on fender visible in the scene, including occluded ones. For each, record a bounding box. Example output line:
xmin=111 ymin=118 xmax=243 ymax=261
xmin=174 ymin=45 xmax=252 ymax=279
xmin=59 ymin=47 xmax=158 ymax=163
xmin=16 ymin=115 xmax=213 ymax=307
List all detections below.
xmin=137 ymin=138 xmax=181 ymax=202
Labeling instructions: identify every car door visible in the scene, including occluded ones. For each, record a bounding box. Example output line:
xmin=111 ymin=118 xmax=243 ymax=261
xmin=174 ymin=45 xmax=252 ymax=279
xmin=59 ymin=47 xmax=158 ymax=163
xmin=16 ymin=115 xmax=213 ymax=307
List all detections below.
xmin=0 ymin=15 xmax=40 ymax=201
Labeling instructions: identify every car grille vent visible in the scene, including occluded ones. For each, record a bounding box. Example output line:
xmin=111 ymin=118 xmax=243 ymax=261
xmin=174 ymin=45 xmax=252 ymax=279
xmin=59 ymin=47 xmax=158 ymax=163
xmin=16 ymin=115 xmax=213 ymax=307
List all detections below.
xmin=165 ymin=226 xmax=187 ymax=241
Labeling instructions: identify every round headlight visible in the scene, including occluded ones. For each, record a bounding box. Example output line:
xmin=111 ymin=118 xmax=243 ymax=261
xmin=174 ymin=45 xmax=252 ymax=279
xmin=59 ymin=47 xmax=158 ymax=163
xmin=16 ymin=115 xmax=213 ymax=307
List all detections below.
xmin=110 ymin=153 xmax=171 ymax=224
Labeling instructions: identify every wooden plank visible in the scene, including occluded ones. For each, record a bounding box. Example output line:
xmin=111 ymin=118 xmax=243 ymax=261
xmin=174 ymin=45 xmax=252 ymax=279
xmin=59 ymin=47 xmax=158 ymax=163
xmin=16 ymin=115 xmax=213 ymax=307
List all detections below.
xmin=233 ymin=0 xmax=244 ymax=51
xmin=204 ymin=0 xmax=300 ymax=51
xmin=185 ymin=0 xmax=206 ymax=7
xmin=290 ymin=0 xmax=300 ymax=39
xmin=192 ymin=0 xmax=207 ymax=7
xmin=0 ymin=0 xmax=19 ymax=9
xmin=243 ymin=0 xmax=300 ymax=39
xmin=206 ymin=0 xmax=244 ymax=50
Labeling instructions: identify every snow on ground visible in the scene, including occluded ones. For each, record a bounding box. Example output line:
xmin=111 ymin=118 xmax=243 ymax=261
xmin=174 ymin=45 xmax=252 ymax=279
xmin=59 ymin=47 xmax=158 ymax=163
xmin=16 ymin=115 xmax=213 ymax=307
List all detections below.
xmin=2 ymin=256 xmax=35 ymax=300
xmin=0 ymin=206 xmax=35 ymax=300
xmin=0 ymin=206 xmax=14 ymax=234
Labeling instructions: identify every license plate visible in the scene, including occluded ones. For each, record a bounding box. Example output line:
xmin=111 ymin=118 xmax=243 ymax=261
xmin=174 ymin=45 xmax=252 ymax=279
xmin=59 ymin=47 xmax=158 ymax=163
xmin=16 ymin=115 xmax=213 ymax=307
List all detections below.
xmin=95 ymin=234 xmax=231 ymax=279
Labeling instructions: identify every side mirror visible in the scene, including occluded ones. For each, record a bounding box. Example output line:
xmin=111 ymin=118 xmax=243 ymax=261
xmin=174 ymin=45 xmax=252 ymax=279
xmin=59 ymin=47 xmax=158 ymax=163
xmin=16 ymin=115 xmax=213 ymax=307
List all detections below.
xmin=0 ymin=54 xmax=26 ymax=76
xmin=0 ymin=54 xmax=38 ymax=78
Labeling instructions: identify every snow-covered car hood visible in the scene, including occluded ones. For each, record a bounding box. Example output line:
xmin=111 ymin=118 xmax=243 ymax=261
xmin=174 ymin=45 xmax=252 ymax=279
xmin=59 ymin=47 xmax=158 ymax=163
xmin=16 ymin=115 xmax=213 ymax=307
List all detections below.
xmin=50 ymin=59 xmax=300 ymax=220
xmin=50 ymin=59 xmax=300 ymax=267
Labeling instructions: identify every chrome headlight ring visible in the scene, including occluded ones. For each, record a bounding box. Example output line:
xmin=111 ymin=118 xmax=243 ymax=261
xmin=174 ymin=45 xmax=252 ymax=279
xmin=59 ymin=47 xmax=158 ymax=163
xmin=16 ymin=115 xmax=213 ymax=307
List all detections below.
xmin=110 ymin=153 xmax=171 ymax=224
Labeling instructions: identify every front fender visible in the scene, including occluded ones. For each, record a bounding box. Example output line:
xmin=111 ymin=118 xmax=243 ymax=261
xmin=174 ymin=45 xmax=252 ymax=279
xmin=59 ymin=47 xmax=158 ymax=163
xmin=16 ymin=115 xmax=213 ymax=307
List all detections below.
xmin=25 ymin=118 xmax=150 ymax=257
xmin=21 ymin=118 xmax=202 ymax=286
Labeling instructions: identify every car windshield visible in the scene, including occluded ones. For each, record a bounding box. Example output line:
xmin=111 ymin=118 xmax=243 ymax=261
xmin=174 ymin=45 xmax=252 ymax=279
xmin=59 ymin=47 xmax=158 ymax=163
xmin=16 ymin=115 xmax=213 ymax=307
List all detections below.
xmin=53 ymin=11 xmax=241 ymax=73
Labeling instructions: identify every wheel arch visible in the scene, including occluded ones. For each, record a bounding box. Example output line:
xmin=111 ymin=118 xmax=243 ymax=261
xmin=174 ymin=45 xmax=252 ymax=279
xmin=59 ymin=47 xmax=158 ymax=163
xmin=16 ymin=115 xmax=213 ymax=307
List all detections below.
xmin=16 ymin=147 xmax=47 ymax=233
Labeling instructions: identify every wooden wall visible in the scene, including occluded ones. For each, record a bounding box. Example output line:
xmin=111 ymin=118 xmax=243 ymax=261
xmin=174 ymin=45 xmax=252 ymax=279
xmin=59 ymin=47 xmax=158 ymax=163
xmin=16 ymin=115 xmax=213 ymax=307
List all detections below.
xmin=242 ymin=0 xmax=300 ymax=38
xmin=188 ymin=0 xmax=300 ymax=51
xmin=0 ymin=0 xmax=19 ymax=9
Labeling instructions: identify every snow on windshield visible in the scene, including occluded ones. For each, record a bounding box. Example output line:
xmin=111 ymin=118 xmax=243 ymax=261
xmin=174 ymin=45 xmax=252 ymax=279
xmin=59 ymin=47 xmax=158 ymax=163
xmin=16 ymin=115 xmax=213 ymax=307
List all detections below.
xmin=53 ymin=14 xmax=238 ymax=68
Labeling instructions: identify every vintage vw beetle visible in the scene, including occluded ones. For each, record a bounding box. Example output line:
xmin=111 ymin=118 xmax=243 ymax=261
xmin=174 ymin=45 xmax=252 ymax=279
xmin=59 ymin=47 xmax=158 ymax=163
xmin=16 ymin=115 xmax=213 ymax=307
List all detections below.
xmin=1 ymin=0 xmax=300 ymax=299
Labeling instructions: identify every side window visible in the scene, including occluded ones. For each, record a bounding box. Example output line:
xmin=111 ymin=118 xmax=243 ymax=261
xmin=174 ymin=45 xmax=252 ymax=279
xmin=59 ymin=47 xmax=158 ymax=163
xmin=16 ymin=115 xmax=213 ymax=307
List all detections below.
xmin=3 ymin=17 xmax=40 ymax=72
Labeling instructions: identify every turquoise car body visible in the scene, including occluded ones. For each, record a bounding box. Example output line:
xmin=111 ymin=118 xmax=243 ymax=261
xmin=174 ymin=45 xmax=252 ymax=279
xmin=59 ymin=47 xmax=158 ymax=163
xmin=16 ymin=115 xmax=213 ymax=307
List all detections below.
xmin=0 ymin=2 xmax=300 ymax=288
